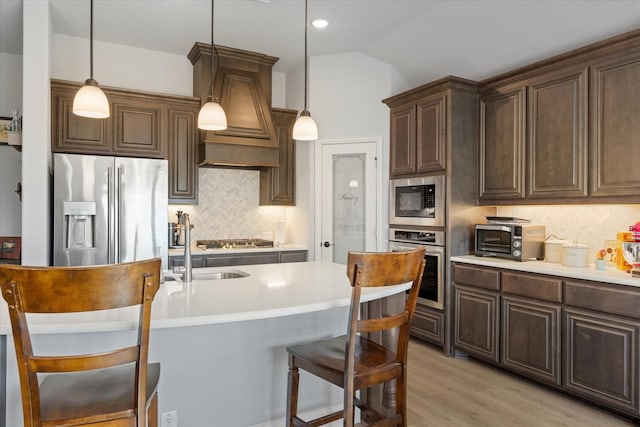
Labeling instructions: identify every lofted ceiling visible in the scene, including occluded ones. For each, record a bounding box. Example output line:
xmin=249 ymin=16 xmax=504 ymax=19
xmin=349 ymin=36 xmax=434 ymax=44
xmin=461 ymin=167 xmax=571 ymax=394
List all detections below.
xmin=2 ymin=0 xmax=640 ymax=87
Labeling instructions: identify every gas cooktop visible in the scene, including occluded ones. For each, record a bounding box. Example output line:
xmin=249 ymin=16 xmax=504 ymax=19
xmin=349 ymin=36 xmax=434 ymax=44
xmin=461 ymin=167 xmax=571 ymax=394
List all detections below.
xmin=196 ymin=239 xmax=274 ymax=249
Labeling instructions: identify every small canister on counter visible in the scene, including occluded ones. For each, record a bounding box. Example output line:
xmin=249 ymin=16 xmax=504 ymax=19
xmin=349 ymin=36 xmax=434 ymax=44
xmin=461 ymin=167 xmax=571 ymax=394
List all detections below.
xmin=545 ymin=238 xmax=569 ymax=263
xmin=561 ymin=243 xmax=590 ymax=267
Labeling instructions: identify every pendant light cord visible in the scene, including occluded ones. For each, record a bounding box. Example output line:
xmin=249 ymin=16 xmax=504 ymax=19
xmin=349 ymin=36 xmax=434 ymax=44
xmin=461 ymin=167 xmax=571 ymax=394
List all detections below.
xmin=303 ymin=0 xmax=308 ymax=111
xmin=210 ymin=0 xmax=216 ymax=100
xmin=90 ymin=0 xmax=94 ymax=80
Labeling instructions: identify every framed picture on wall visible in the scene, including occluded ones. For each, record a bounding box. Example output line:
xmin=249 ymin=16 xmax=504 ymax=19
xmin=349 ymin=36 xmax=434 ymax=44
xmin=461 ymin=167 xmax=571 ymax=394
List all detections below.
xmin=0 ymin=117 xmax=10 ymax=143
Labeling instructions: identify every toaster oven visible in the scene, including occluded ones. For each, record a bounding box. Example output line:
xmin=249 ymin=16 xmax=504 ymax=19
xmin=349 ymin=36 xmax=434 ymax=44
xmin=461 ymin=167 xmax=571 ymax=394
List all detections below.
xmin=475 ymin=224 xmax=545 ymax=261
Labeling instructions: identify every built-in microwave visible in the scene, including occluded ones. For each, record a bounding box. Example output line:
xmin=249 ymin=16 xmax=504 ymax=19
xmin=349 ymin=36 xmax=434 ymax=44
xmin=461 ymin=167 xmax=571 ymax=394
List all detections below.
xmin=389 ymin=175 xmax=445 ymax=227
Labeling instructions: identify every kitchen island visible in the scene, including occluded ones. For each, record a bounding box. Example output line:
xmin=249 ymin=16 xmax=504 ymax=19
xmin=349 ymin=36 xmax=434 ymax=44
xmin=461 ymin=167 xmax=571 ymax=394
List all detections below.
xmin=0 ymin=261 xmax=410 ymax=427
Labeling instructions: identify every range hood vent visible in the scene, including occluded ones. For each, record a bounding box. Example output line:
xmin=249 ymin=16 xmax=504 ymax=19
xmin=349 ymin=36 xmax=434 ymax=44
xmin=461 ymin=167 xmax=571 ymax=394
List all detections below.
xmin=188 ymin=43 xmax=280 ymax=167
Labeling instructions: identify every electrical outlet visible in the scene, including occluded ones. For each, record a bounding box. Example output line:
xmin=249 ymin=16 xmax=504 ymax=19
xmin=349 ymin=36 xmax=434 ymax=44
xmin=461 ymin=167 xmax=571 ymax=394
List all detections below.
xmin=161 ymin=410 xmax=178 ymax=427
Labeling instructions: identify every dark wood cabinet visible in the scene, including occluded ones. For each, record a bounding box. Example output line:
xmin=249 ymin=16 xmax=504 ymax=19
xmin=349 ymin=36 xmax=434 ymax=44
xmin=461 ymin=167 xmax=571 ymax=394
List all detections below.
xmin=51 ymin=81 xmax=110 ymax=154
xmin=453 ymin=284 xmax=500 ymax=364
xmin=384 ymin=77 xmax=475 ymax=178
xmin=502 ymin=296 xmax=561 ymax=387
xmin=590 ymin=51 xmax=640 ymax=198
xmin=411 ymin=304 xmax=444 ymax=346
xmin=279 ymin=250 xmax=307 ymax=263
xmin=527 ymin=68 xmax=588 ymax=199
xmin=260 ymin=108 xmax=296 ymax=205
xmin=167 ymin=102 xmax=199 ymax=204
xmin=388 ymin=103 xmax=416 ymax=176
xmin=564 ymin=308 xmax=639 ymax=415
xmin=169 ymin=250 xmax=307 ymax=269
xmin=478 ymin=28 xmax=640 ymax=205
xmin=52 ymin=80 xmax=167 ymax=158
xmin=478 ymin=85 xmax=526 ymax=201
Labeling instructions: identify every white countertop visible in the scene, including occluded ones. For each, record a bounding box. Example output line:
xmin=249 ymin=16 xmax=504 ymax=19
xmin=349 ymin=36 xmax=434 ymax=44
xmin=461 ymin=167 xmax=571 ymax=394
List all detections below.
xmin=168 ymin=243 xmax=307 ymax=256
xmin=0 ymin=261 xmax=409 ymax=335
xmin=451 ymin=255 xmax=640 ymax=287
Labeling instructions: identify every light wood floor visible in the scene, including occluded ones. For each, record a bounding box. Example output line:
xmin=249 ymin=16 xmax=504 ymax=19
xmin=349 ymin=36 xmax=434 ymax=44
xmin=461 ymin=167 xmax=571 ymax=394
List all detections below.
xmin=406 ymin=339 xmax=636 ymax=427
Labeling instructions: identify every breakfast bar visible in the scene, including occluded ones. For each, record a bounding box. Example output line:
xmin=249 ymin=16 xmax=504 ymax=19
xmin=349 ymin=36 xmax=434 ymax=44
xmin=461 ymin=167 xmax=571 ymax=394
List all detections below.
xmin=0 ymin=261 xmax=410 ymax=427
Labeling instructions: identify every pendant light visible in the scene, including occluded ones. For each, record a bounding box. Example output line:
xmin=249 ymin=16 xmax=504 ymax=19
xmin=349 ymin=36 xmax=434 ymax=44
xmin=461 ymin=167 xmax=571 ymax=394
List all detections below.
xmin=73 ymin=0 xmax=110 ymax=118
xmin=198 ymin=0 xmax=227 ymax=131
xmin=292 ymin=0 xmax=318 ymax=141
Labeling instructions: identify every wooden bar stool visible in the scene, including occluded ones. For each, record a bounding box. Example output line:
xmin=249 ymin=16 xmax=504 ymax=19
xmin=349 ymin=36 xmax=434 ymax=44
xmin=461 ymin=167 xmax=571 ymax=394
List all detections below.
xmin=0 ymin=258 xmax=162 ymax=427
xmin=286 ymin=248 xmax=426 ymax=427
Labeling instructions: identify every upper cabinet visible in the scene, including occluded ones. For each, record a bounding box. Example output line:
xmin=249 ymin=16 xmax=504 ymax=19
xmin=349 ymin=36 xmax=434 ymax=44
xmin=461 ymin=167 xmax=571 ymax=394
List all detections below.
xmin=590 ymin=51 xmax=640 ymax=197
xmin=51 ymin=79 xmax=201 ymax=204
xmin=478 ymin=28 xmax=640 ymax=205
xmin=260 ymin=108 xmax=297 ymax=206
xmin=384 ymin=77 xmax=475 ymax=178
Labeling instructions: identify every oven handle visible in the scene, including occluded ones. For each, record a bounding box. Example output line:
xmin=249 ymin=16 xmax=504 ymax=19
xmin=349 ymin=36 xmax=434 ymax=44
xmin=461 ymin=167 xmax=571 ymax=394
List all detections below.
xmin=476 ymin=225 xmax=511 ymax=232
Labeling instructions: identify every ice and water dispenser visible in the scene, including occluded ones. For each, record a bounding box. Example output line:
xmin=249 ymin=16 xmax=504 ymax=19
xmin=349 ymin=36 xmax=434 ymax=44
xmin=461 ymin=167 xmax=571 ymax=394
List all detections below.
xmin=63 ymin=201 xmax=96 ymax=249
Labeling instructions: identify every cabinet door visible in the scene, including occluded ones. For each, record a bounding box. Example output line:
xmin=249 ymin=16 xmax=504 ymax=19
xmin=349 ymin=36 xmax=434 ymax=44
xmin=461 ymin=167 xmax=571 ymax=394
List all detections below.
xmin=389 ymin=104 xmax=416 ymax=177
xmin=205 ymin=252 xmax=280 ymax=267
xmin=110 ymin=95 xmax=165 ymax=158
xmin=564 ymin=308 xmax=639 ymax=415
xmin=260 ymin=108 xmax=296 ymax=205
xmin=454 ymin=284 xmax=500 ymax=364
xmin=279 ymin=251 xmax=307 ymax=263
xmin=528 ymin=68 xmax=588 ymax=199
xmin=411 ymin=303 xmax=444 ymax=346
xmin=502 ymin=296 xmax=561 ymax=386
xmin=416 ymin=94 xmax=447 ymax=173
xmin=479 ymin=86 xmax=526 ymax=201
xmin=168 ymin=103 xmax=199 ymax=204
xmin=590 ymin=52 xmax=640 ymax=198
xmin=51 ymin=82 xmax=110 ymax=154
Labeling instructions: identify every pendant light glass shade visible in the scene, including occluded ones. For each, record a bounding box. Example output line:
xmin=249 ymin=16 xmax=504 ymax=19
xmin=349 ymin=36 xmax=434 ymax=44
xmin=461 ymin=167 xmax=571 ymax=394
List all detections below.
xmin=198 ymin=0 xmax=227 ymax=131
xmin=293 ymin=0 xmax=317 ymax=141
xmin=73 ymin=79 xmax=110 ymax=118
xmin=293 ymin=110 xmax=318 ymax=141
xmin=198 ymin=96 xmax=227 ymax=130
xmin=73 ymin=0 xmax=109 ymax=118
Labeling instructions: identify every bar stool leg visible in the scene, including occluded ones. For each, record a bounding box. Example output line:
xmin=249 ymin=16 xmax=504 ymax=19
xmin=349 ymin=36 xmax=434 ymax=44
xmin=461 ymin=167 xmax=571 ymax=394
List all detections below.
xmin=286 ymin=354 xmax=300 ymax=427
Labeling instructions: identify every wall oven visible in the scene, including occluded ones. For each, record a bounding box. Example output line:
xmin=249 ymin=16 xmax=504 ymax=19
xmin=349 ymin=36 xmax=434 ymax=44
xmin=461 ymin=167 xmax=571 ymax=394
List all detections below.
xmin=389 ymin=175 xmax=445 ymax=227
xmin=388 ymin=228 xmax=444 ymax=310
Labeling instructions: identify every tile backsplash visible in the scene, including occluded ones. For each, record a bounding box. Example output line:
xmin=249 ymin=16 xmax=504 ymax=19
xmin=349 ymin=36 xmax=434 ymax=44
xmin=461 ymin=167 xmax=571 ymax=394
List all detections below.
xmin=169 ymin=168 xmax=287 ymax=243
xmin=498 ymin=205 xmax=640 ymax=261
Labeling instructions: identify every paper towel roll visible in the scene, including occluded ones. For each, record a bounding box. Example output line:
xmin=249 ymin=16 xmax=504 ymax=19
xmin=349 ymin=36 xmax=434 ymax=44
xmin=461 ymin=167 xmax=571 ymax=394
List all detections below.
xmin=274 ymin=220 xmax=286 ymax=247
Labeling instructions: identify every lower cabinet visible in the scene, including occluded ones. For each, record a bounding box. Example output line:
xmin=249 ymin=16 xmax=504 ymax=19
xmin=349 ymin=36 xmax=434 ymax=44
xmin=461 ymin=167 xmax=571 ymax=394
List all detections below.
xmin=564 ymin=308 xmax=640 ymax=415
xmin=411 ymin=304 xmax=444 ymax=346
xmin=453 ymin=262 xmax=640 ymax=420
xmin=453 ymin=285 xmax=500 ymax=364
xmin=169 ymin=250 xmax=307 ymax=269
xmin=502 ymin=296 xmax=561 ymax=387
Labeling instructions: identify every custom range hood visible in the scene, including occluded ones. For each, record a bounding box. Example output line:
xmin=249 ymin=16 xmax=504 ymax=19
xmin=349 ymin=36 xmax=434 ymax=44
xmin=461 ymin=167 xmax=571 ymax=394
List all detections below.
xmin=188 ymin=43 xmax=280 ymax=167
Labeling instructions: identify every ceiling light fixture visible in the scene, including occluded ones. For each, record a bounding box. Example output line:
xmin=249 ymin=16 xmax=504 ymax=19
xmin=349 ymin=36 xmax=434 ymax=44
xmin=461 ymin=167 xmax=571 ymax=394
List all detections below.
xmin=198 ymin=0 xmax=227 ymax=131
xmin=312 ymin=19 xmax=328 ymax=29
xmin=73 ymin=0 xmax=109 ymax=118
xmin=292 ymin=0 xmax=318 ymax=141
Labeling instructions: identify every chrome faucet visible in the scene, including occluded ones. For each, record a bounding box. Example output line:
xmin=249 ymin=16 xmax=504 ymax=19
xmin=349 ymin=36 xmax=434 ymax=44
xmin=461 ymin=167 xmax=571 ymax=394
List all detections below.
xmin=183 ymin=213 xmax=193 ymax=283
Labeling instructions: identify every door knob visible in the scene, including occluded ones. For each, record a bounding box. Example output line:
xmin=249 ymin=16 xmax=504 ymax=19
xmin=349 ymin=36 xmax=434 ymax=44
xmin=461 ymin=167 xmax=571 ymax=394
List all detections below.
xmin=323 ymin=241 xmax=333 ymax=248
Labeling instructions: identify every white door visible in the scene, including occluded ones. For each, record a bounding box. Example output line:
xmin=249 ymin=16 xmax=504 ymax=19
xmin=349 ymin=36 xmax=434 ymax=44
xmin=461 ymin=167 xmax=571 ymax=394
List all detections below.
xmin=318 ymin=140 xmax=378 ymax=264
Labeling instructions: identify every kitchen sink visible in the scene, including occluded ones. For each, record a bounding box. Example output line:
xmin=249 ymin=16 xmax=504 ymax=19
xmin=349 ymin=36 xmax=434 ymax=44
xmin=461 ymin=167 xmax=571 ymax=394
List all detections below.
xmin=164 ymin=270 xmax=249 ymax=281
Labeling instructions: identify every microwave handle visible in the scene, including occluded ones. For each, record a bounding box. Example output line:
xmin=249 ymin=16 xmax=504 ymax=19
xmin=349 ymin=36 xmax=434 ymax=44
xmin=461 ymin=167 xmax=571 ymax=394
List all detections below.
xmin=476 ymin=225 xmax=511 ymax=232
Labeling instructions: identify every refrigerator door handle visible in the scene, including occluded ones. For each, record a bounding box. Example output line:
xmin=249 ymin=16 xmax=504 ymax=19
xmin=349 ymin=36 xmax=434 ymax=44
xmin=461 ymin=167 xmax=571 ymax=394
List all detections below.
xmin=107 ymin=166 xmax=114 ymax=264
xmin=116 ymin=165 xmax=123 ymax=263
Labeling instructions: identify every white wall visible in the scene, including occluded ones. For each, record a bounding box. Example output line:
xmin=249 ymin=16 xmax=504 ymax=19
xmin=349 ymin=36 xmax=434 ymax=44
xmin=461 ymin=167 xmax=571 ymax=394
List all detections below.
xmin=0 ymin=52 xmax=22 ymax=236
xmin=21 ymin=0 xmax=50 ymax=265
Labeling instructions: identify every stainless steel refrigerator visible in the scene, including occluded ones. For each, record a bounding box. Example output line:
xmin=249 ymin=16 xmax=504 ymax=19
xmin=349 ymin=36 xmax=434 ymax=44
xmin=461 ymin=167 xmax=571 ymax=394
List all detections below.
xmin=53 ymin=153 xmax=168 ymax=270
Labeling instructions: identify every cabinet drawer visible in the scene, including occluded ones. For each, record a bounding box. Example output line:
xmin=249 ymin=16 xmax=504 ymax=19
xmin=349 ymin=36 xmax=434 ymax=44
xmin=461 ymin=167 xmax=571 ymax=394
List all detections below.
xmin=411 ymin=304 xmax=444 ymax=346
xmin=564 ymin=280 xmax=640 ymax=317
xmin=453 ymin=264 xmax=500 ymax=291
xmin=502 ymin=271 xmax=562 ymax=303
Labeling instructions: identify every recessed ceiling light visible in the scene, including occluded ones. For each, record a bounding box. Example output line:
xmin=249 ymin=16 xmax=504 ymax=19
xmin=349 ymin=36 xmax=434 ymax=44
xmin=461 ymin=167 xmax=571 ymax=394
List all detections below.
xmin=312 ymin=19 xmax=329 ymax=29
